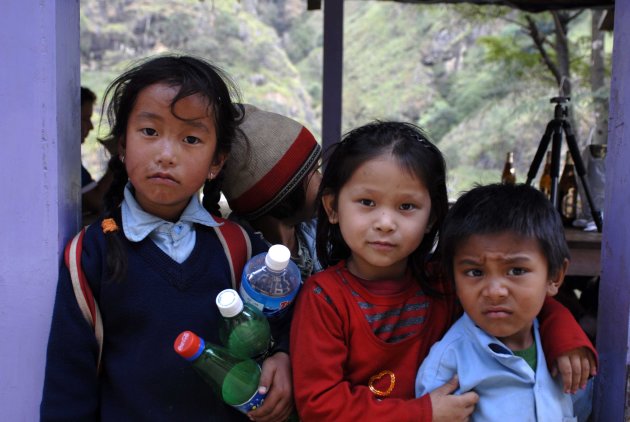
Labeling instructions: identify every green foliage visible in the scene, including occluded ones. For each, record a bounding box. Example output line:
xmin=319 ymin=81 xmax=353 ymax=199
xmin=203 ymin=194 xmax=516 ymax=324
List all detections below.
xmin=79 ymin=0 xmax=612 ymax=197
xmin=477 ymin=35 xmax=541 ymax=74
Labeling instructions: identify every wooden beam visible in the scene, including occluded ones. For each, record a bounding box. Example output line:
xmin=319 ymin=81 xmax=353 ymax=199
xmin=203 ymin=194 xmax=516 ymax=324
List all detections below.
xmin=307 ymin=0 xmax=322 ymax=11
xmin=379 ymin=0 xmax=614 ymax=13
xmin=321 ymin=0 xmax=344 ymax=154
xmin=593 ymin=0 xmax=630 ymax=419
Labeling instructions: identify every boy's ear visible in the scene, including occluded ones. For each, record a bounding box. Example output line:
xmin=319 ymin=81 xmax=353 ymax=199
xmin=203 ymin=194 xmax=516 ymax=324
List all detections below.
xmin=321 ymin=193 xmax=338 ymax=224
xmin=547 ymin=258 xmax=570 ymax=296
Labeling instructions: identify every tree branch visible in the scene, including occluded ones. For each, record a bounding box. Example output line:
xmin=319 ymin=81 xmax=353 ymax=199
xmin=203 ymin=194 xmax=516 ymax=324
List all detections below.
xmin=525 ymin=15 xmax=561 ymax=85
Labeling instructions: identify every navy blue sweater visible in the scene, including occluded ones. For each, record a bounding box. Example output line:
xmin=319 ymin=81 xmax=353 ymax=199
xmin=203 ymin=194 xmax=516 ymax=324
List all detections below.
xmin=40 ymin=217 xmax=284 ymax=421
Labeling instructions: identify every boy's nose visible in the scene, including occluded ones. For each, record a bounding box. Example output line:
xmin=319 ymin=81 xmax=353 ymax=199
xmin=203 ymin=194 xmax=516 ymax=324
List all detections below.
xmin=483 ymin=278 xmax=508 ymax=300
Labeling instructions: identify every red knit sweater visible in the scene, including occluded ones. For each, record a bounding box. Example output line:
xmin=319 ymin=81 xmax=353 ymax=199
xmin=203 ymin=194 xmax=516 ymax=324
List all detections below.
xmin=290 ymin=261 xmax=595 ymax=422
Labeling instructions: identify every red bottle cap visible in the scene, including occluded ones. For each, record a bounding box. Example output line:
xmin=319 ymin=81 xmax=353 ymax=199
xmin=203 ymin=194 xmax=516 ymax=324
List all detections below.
xmin=174 ymin=331 xmax=203 ymax=360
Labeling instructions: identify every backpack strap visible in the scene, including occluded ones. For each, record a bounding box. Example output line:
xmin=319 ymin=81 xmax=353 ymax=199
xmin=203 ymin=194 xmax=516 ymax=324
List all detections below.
xmin=64 ymin=228 xmax=104 ymax=373
xmin=62 ymin=219 xmax=250 ymax=373
xmin=212 ymin=217 xmax=252 ymax=290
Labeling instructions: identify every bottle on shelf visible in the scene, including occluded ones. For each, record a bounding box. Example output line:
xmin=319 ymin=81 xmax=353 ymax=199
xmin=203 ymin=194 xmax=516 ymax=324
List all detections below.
xmin=539 ymin=151 xmax=552 ymax=199
xmin=501 ymin=152 xmax=516 ymax=185
xmin=558 ymin=151 xmax=578 ymax=226
xmin=174 ymin=331 xmax=266 ymax=414
xmin=216 ymin=288 xmax=272 ymax=360
xmin=240 ymin=244 xmax=301 ymax=319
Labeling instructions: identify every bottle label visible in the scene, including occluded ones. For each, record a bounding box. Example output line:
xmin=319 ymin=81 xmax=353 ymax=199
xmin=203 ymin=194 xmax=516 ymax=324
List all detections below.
xmin=240 ymin=281 xmax=297 ymax=318
xmin=233 ymin=389 xmax=266 ymax=414
xmin=561 ymin=187 xmax=577 ymax=219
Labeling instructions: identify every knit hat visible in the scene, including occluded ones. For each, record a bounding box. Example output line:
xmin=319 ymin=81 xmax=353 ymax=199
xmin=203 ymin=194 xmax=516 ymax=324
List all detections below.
xmin=222 ymin=104 xmax=322 ymax=220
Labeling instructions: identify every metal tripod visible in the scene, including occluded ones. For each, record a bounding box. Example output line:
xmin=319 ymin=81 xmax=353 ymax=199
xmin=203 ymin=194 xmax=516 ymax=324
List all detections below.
xmin=525 ymin=97 xmax=603 ymax=233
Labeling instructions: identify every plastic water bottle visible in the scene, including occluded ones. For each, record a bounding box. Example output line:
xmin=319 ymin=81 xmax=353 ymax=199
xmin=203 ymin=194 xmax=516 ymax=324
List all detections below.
xmin=216 ymin=288 xmax=272 ymax=360
xmin=240 ymin=244 xmax=301 ymax=319
xmin=174 ymin=330 xmax=266 ymax=414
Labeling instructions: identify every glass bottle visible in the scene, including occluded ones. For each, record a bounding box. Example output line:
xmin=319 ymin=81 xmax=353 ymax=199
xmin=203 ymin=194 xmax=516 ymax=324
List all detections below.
xmin=216 ymin=288 xmax=272 ymax=360
xmin=501 ymin=152 xmax=516 ymax=184
xmin=539 ymin=151 xmax=552 ymax=199
xmin=240 ymin=244 xmax=301 ymax=319
xmin=558 ymin=151 xmax=578 ymax=226
xmin=174 ymin=331 xmax=266 ymax=414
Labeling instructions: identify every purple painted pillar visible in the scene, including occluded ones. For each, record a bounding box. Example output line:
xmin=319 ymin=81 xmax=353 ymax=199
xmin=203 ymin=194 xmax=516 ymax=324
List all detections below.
xmin=593 ymin=1 xmax=630 ymax=420
xmin=0 ymin=1 xmax=79 ymax=419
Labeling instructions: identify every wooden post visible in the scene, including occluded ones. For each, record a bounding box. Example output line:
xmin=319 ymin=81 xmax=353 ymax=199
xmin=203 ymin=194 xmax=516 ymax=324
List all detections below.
xmin=593 ymin=1 xmax=630 ymax=420
xmin=321 ymin=0 xmax=344 ymax=154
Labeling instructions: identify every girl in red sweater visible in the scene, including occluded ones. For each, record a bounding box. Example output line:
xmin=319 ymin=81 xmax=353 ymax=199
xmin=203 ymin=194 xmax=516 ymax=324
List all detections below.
xmin=290 ymin=121 xmax=596 ymax=421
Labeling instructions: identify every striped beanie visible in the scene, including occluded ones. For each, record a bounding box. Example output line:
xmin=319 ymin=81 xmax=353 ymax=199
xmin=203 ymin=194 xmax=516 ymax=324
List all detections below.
xmin=222 ymin=104 xmax=322 ymax=219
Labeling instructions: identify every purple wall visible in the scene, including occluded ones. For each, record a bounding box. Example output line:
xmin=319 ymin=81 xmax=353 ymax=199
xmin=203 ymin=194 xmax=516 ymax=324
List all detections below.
xmin=593 ymin=1 xmax=630 ymax=419
xmin=0 ymin=0 xmax=79 ymax=419
xmin=0 ymin=0 xmax=626 ymax=419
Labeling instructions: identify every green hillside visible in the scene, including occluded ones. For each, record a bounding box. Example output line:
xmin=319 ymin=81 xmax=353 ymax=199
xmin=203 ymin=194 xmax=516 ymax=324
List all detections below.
xmin=80 ymin=0 xmax=612 ymax=197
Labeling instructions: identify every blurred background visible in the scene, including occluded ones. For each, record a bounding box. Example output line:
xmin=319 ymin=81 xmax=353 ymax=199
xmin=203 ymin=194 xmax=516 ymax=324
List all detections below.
xmin=79 ymin=0 xmax=613 ymax=198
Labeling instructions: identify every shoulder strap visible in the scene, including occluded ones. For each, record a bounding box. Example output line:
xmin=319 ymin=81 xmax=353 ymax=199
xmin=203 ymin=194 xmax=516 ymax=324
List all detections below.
xmin=212 ymin=217 xmax=252 ymax=290
xmin=62 ymin=219 xmax=250 ymax=373
xmin=64 ymin=228 xmax=104 ymax=373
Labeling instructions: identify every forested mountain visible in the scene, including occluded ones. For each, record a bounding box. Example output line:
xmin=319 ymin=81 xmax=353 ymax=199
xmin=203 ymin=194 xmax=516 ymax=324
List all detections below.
xmin=80 ymin=0 xmax=612 ymax=195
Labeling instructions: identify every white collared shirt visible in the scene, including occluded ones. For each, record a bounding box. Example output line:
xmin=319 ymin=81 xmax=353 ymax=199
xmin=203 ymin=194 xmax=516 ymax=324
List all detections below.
xmin=121 ymin=183 xmax=220 ymax=263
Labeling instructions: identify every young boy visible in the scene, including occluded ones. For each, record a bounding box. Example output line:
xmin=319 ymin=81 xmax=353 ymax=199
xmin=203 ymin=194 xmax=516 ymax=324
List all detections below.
xmin=415 ymin=183 xmax=595 ymax=421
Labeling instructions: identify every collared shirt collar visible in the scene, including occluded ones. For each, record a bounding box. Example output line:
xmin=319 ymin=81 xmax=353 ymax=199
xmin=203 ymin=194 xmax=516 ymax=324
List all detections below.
xmin=121 ymin=183 xmax=220 ymax=242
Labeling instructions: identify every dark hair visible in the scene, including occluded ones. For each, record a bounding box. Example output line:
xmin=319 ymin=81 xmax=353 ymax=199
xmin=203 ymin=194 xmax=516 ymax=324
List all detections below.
xmin=439 ymin=183 xmax=570 ymax=282
xmin=100 ymin=54 xmax=241 ymax=281
xmin=316 ymin=121 xmax=448 ymax=293
xmin=265 ymin=166 xmax=320 ymax=221
xmin=81 ymin=86 xmax=96 ymax=106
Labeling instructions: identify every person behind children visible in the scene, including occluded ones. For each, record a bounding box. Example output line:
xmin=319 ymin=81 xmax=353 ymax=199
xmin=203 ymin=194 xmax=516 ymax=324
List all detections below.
xmin=221 ymin=104 xmax=323 ymax=281
xmin=42 ymin=55 xmax=293 ymax=422
xmin=415 ymin=183 xmax=597 ymax=421
xmin=80 ymin=86 xmax=114 ymax=220
xmin=290 ymin=121 xmax=597 ymax=422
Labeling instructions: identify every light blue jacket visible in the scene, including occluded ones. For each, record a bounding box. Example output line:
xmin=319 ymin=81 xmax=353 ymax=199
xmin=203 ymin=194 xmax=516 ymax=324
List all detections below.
xmin=415 ymin=313 xmax=576 ymax=422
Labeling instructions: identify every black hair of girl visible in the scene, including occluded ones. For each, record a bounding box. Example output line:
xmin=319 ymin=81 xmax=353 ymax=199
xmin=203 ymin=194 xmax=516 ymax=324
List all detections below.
xmin=99 ymin=54 xmax=242 ymax=282
xmin=315 ymin=121 xmax=448 ymax=295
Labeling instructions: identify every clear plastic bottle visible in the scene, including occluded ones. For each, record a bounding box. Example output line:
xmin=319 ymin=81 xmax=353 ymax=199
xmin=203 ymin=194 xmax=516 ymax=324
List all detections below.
xmin=239 ymin=244 xmax=301 ymax=319
xmin=174 ymin=330 xmax=266 ymax=414
xmin=216 ymin=288 xmax=272 ymax=360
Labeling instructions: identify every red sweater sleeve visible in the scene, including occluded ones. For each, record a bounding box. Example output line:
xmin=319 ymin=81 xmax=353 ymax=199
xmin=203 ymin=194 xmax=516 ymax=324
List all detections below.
xmin=538 ymin=296 xmax=598 ymax=368
xmin=290 ymin=277 xmax=432 ymax=422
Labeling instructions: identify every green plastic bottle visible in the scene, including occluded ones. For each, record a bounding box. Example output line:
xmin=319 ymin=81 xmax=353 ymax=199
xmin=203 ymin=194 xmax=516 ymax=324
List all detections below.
xmin=216 ymin=289 xmax=272 ymax=360
xmin=174 ymin=330 xmax=266 ymax=413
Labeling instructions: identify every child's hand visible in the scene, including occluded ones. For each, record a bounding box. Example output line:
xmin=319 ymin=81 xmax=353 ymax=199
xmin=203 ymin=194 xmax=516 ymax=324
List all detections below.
xmin=248 ymin=352 xmax=293 ymax=422
xmin=429 ymin=375 xmax=478 ymax=422
xmin=552 ymin=347 xmax=598 ymax=394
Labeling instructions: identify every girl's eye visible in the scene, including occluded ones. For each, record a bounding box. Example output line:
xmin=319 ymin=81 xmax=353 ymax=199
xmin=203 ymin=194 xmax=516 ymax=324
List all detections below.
xmin=508 ymin=267 xmax=527 ymax=276
xmin=183 ymin=136 xmax=201 ymax=145
xmin=464 ymin=269 xmax=483 ymax=277
xmin=359 ymin=199 xmax=375 ymax=207
xmin=400 ymin=203 xmax=416 ymax=211
xmin=141 ymin=128 xmax=158 ymax=136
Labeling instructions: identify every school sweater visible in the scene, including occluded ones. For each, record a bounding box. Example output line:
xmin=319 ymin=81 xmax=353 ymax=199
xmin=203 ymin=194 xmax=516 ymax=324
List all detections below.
xmin=290 ymin=261 xmax=595 ymax=422
xmin=40 ymin=214 xmax=274 ymax=422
